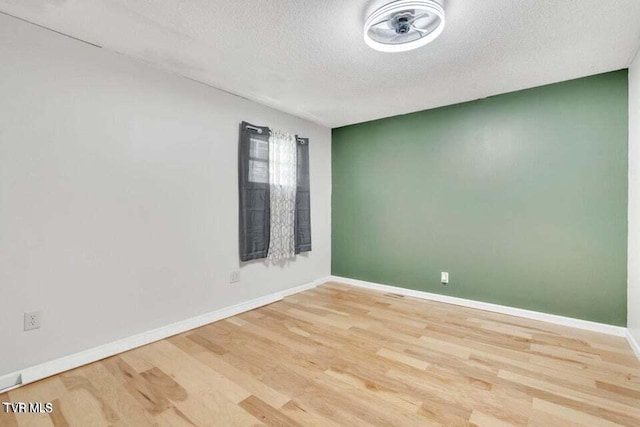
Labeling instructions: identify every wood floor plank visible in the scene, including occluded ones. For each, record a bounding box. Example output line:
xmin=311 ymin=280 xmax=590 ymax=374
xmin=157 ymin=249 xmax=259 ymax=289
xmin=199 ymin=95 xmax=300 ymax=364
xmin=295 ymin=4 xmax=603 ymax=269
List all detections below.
xmin=376 ymin=347 xmax=430 ymax=370
xmin=46 ymin=400 xmax=68 ymax=427
xmin=238 ymin=395 xmax=301 ymax=427
xmin=169 ymin=334 xmax=292 ymax=408
xmin=3 ymin=283 xmax=639 ymax=426
xmin=78 ymin=362 xmax=158 ymax=426
xmin=102 ymin=356 xmax=171 ymax=416
xmin=154 ymin=406 xmax=198 ymax=427
xmin=139 ymin=367 xmax=188 ymax=402
xmin=59 ymin=374 xmax=119 ymax=423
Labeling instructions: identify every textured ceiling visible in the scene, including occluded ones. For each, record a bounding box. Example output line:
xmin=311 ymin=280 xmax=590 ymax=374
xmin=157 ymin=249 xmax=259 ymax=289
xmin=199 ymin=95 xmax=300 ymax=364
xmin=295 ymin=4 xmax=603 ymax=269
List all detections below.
xmin=1 ymin=0 xmax=640 ymax=127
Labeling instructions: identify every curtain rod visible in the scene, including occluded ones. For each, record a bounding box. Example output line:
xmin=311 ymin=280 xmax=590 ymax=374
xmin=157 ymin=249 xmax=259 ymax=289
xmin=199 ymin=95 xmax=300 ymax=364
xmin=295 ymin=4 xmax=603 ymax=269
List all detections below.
xmin=244 ymin=124 xmax=263 ymax=133
xmin=244 ymin=123 xmax=307 ymax=143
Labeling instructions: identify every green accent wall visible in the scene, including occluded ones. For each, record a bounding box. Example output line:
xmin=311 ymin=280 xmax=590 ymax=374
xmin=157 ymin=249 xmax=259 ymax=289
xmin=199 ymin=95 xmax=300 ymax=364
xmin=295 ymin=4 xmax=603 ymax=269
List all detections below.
xmin=332 ymin=70 xmax=628 ymax=326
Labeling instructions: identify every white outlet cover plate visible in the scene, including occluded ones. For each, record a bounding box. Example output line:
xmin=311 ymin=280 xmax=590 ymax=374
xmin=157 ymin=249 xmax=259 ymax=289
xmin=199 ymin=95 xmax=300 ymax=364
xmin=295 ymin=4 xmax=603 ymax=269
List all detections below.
xmin=24 ymin=311 xmax=42 ymax=331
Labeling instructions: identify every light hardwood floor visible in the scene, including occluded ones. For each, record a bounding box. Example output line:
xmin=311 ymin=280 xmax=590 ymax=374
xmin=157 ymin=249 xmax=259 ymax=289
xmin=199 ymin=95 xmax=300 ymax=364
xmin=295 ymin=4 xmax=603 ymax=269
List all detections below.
xmin=1 ymin=282 xmax=639 ymax=426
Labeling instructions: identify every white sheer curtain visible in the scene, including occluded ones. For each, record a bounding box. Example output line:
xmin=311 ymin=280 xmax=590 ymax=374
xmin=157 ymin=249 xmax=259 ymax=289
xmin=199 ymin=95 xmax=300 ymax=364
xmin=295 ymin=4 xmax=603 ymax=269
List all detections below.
xmin=267 ymin=130 xmax=297 ymax=261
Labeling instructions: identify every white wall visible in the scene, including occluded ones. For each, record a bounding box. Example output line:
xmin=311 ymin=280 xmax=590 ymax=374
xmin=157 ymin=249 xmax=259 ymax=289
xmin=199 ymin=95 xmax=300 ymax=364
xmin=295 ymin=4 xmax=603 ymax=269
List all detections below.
xmin=630 ymin=50 xmax=640 ymax=351
xmin=0 ymin=14 xmax=331 ymax=377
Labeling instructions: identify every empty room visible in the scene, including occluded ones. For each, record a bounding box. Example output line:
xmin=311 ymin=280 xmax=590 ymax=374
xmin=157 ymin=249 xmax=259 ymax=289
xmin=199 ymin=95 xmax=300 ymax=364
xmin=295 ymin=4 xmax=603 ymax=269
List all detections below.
xmin=1 ymin=0 xmax=640 ymax=425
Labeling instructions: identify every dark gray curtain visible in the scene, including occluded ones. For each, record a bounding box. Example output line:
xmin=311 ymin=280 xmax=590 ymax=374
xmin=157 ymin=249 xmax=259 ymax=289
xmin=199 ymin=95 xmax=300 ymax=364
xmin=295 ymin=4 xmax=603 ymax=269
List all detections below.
xmin=239 ymin=121 xmax=271 ymax=261
xmin=295 ymin=137 xmax=312 ymax=253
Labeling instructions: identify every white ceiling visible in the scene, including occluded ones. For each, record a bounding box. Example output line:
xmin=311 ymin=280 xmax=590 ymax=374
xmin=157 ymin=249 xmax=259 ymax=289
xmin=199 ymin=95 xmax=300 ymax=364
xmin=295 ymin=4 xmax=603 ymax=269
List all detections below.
xmin=2 ymin=0 xmax=640 ymax=128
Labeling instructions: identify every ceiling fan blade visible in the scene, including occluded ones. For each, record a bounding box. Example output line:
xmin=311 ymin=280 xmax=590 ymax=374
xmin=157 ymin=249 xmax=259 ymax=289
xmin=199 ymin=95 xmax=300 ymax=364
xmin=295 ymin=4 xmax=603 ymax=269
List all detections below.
xmin=409 ymin=12 xmax=429 ymax=24
xmin=371 ymin=18 xmax=392 ymax=28
xmin=390 ymin=33 xmax=407 ymax=42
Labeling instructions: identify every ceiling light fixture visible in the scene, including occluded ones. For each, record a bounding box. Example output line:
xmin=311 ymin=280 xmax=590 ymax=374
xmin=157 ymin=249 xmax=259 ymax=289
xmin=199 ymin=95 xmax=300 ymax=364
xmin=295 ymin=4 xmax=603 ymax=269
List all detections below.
xmin=364 ymin=0 xmax=445 ymax=53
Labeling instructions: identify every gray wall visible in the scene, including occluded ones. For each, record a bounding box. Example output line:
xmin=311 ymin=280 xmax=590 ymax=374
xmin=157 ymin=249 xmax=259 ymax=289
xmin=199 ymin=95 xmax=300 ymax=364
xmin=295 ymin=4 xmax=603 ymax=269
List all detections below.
xmin=0 ymin=14 xmax=331 ymax=377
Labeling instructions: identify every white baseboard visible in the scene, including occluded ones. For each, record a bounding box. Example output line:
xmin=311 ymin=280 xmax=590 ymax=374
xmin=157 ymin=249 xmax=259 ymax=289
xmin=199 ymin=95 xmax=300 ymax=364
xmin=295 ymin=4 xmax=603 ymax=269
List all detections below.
xmin=2 ymin=274 xmax=634 ymax=393
xmin=329 ymin=275 xmax=627 ymax=337
xmin=627 ymin=330 xmax=640 ymax=359
xmin=0 ymin=373 xmax=22 ymax=393
xmin=0 ymin=277 xmax=328 ymax=393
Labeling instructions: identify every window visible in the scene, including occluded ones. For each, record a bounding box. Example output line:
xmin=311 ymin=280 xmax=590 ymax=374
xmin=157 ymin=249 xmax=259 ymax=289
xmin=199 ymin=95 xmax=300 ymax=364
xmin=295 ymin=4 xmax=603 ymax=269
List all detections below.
xmin=238 ymin=122 xmax=312 ymax=261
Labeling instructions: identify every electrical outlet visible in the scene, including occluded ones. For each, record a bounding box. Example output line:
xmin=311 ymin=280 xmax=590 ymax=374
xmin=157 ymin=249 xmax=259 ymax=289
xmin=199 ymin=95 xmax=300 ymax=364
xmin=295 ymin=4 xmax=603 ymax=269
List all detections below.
xmin=230 ymin=271 xmax=240 ymax=283
xmin=24 ymin=311 xmax=41 ymax=331
xmin=441 ymin=272 xmax=449 ymax=285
